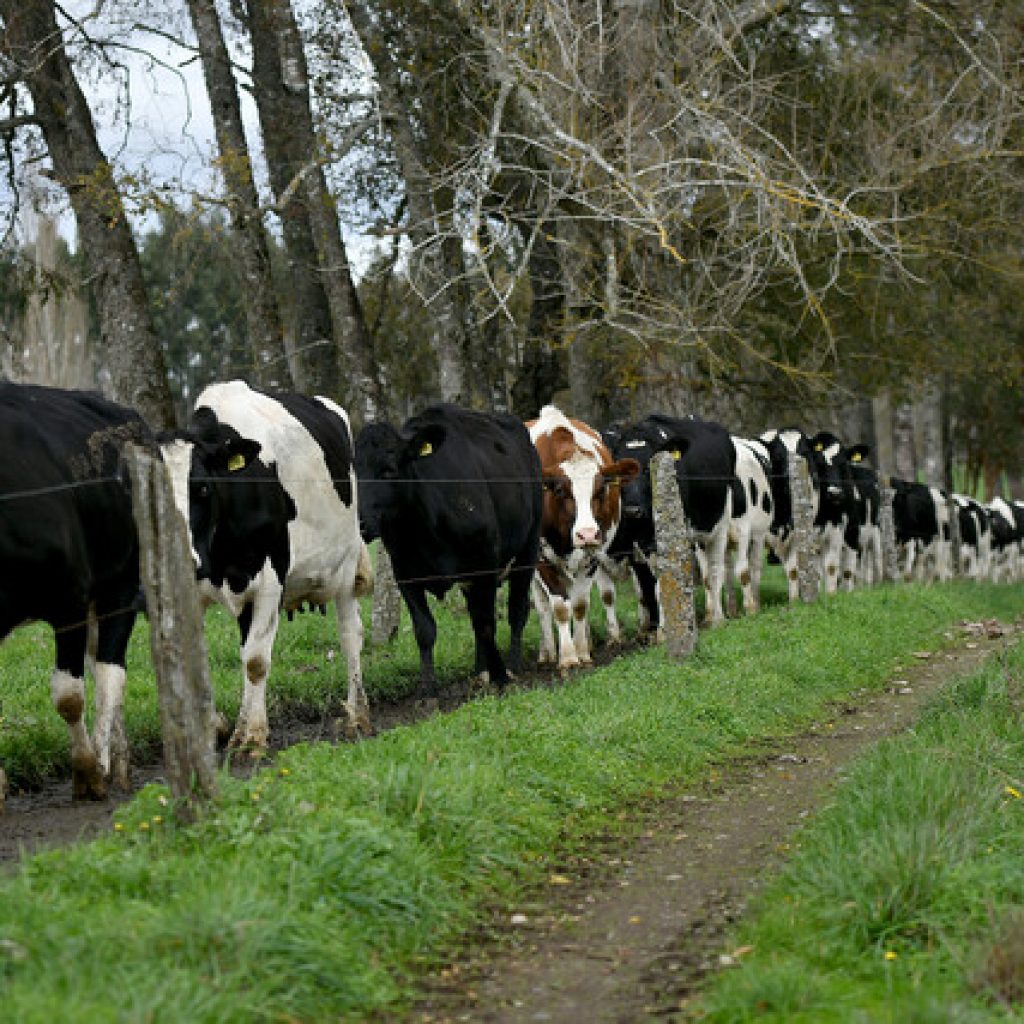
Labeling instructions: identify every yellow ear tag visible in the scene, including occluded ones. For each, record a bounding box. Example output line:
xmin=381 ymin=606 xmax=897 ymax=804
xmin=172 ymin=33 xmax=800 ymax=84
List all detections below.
xmin=814 ymin=442 xmax=824 ymax=451
xmin=671 ymin=449 xmax=681 ymax=460
xmin=419 ymin=442 xmax=433 ymax=457
xmin=228 ymin=453 xmax=246 ymax=472
xmin=851 ymin=452 xmax=862 ymax=462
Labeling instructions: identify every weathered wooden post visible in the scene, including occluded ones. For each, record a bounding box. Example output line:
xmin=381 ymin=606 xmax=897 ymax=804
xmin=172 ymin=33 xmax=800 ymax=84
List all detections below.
xmin=787 ymin=453 xmax=819 ymax=602
xmin=128 ymin=445 xmax=218 ymax=820
xmin=651 ymin=451 xmax=698 ymax=659
xmin=371 ymin=543 xmax=401 ymax=645
xmin=878 ymin=475 xmax=899 ymax=583
xmin=946 ymin=495 xmax=962 ymax=579
xmin=0 ymin=766 xmax=7 ymax=815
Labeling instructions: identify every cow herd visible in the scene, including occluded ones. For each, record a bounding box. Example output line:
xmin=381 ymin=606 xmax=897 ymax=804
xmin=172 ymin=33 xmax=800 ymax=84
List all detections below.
xmin=1 ymin=379 xmax=1021 ymax=805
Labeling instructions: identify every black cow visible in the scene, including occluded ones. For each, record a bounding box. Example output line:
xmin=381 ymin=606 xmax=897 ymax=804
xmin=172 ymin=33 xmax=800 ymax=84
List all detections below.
xmin=356 ymin=405 xmax=542 ymax=695
xmin=604 ymin=413 xmax=736 ymax=627
xmin=162 ymin=380 xmax=372 ymax=747
xmin=0 ymin=382 xmax=147 ymax=801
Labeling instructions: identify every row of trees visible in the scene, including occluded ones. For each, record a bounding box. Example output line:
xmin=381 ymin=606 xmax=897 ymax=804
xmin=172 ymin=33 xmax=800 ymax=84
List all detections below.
xmin=1 ymin=1 xmax=1023 ymax=490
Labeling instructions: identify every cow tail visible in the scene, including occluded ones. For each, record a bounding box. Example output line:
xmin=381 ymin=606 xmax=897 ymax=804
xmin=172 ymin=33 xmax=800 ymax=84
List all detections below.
xmin=354 ymin=540 xmax=374 ymax=597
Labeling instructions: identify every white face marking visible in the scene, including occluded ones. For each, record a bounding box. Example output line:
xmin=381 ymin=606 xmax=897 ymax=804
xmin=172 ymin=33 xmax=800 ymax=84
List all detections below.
xmin=625 ymin=439 xmax=647 ymax=450
xmin=823 ymin=443 xmax=841 ymax=462
xmin=562 ymin=452 xmax=603 ymax=544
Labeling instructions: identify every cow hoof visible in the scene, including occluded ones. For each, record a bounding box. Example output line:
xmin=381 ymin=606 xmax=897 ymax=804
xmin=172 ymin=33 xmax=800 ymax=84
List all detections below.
xmin=228 ymin=729 xmax=269 ymax=754
xmin=71 ymin=754 xmax=107 ymax=802
xmin=213 ymin=711 xmax=232 ymax=745
xmin=335 ymin=705 xmax=374 ymax=741
xmin=108 ymin=756 xmax=131 ymax=794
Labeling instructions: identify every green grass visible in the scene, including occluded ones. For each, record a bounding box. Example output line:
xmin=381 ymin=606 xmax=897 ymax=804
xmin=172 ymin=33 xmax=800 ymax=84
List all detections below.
xmin=0 ymin=578 xmax=1020 ymax=1021
xmin=690 ymin=638 xmax=1024 ymax=1024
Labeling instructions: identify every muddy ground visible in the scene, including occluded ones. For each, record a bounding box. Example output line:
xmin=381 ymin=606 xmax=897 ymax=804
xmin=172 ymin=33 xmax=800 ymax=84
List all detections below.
xmin=0 ymin=642 xmax=628 ymax=863
xmin=0 ymin=621 xmax=1017 ymax=1024
xmin=411 ymin=619 xmax=1019 ymax=1023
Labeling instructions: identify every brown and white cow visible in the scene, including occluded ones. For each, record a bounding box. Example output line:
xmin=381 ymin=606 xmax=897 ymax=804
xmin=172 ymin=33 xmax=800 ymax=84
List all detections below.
xmin=527 ymin=405 xmax=640 ymax=669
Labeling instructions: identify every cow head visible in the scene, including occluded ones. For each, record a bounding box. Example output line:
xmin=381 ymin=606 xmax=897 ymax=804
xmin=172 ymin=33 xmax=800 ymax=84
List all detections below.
xmin=354 ymin=419 xmax=447 ymax=542
xmin=800 ymin=431 xmax=854 ymax=525
xmin=541 ymin=449 xmax=640 ymax=552
xmin=162 ymin=411 xmax=295 ymax=591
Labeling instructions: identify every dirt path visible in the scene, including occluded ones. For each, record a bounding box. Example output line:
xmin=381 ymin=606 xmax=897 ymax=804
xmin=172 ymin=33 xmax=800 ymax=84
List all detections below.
xmin=413 ymin=620 xmax=1019 ymax=1024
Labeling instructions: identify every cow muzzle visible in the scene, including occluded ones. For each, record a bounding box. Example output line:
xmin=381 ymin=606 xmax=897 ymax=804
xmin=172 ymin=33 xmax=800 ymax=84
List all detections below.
xmin=574 ymin=526 xmax=602 ymax=548
xmin=622 ymin=504 xmax=646 ymax=519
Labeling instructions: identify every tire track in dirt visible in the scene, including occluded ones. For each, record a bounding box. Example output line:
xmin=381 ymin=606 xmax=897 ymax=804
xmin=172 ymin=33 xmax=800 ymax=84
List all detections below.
xmin=412 ymin=620 xmax=1020 ymax=1024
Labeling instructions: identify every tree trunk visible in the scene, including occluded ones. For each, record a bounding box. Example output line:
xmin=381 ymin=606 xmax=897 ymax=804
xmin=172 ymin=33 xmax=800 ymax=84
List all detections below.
xmin=184 ymin=0 xmax=291 ymax=389
xmin=893 ymin=399 xmax=916 ymax=481
xmin=914 ymin=376 xmax=944 ymax=488
xmin=0 ymin=0 xmax=175 ymax=428
xmin=344 ymin=1 xmax=477 ymax=404
xmin=871 ymin=390 xmax=895 ymax=479
xmin=511 ymin=222 xmax=567 ymax=417
xmin=244 ymin=0 xmax=382 ymax=416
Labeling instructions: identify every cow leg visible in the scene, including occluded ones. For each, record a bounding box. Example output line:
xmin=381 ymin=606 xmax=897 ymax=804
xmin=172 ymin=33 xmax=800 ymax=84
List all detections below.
xmin=818 ymin=526 xmax=842 ymax=594
xmin=506 ymin=559 xmax=533 ymax=675
xmin=724 ymin=535 xmax=741 ymax=618
xmin=53 ymin=624 xmax=105 ymax=801
xmin=530 ymin=574 xmax=559 ymax=666
xmin=594 ymin=564 xmax=621 ymax=647
xmin=465 ymin=578 xmax=506 ymax=686
xmin=232 ymin=591 xmax=280 ymax=750
xmin=335 ymin=584 xmax=371 ymax=737
xmin=701 ymin=530 xmax=729 ymax=627
xmin=841 ymin=543 xmax=858 ymax=592
xmin=91 ymin=604 xmax=136 ymax=791
xmin=745 ymin=535 xmax=765 ymax=614
xmin=631 ymin=558 xmax=662 ymax=641
xmin=400 ymin=584 xmax=439 ymax=696
xmin=570 ymin=572 xmax=595 ymax=665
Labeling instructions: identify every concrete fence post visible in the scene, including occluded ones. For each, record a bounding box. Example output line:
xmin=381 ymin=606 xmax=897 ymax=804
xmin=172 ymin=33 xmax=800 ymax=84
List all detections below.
xmin=371 ymin=543 xmax=402 ymax=645
xmin=788 ymin=454 xmax=819 ymax=602
xmin=879 ymin=476 xmax=899 ymax=583
xmin=650 ymin=452 xmax=698 ymax=659
xmin=127 ymin=445 xmax=218 ymax=820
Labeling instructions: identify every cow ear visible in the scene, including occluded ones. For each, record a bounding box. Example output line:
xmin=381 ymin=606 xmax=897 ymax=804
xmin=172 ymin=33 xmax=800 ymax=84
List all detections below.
xmin=212 ymin=438 xmax=262 ymax=473
xmin=604 ymin=458 xmax=641 ymax=485
xmin=405 ymin=423 xmax=446 ymax=460
xmin=657 ymin=436 xmax=691 ymax=462
xmin=847 ymin=443 xmax=870 ymax=464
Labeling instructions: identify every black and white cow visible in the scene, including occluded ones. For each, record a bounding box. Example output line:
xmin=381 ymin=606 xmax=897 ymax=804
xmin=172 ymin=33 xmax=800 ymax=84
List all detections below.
xmin=727 ymin=436 xmax=773 ymax=614
xmin=607 ymin=413 xmax=735 ymax=627
xmin=355 ymin=404 xmax=542 ymax=693
xmin=162 ymin=380 xmax=372 ymax=747
xmin=952 ymin=495 xmax=991 ymax=579
xmin=987 ymin=497 xmax=1020 ymax=583
xmin=802 ymin=431 xmax=861 ymax=592
xmin=891 ymin=479 xmax=952 ymax=582
xmin=0 ymin=382 xmax=147 ymax=800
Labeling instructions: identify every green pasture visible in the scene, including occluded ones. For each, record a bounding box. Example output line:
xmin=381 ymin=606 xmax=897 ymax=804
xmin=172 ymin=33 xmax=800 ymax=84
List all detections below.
xmin=0 ymin=575 xmax=1020 ymax=1021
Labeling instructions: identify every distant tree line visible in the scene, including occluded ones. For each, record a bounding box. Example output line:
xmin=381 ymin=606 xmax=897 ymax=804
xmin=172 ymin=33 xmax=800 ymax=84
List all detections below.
xmin=0 ymin=0 xmax=1022 ymax=491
